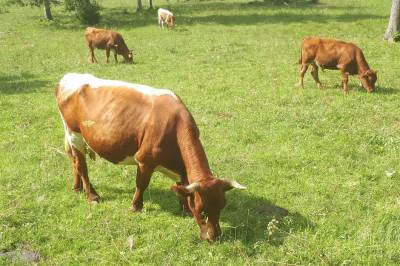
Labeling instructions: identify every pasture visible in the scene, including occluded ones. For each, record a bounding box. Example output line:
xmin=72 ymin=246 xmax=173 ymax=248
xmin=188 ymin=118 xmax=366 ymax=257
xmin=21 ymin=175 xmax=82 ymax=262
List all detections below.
xmin=1 ymin=0 xmax=400 ymax=264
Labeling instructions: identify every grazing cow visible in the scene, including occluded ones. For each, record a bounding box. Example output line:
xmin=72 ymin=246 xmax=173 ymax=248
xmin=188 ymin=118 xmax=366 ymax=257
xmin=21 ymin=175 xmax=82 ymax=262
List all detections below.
xmin=55 ymin=73 xmax=246 ymax=241
xmin=158 ymin=8 xmax=176 ymax=29
xmin=84 ymin=27 xmax=134 ymax=64
xmin=298 ymin=37 xmax=377 ymax=93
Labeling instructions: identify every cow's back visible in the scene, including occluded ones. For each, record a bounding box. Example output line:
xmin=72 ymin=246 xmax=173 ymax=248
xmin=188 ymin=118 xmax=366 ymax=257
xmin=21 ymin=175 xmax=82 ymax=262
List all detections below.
xmin=85 ymin=27 xmax=113 ymax=49
xmin=56 ymin=73 xmax=181 ymax=163
xmin=301 ymin=37 xmax=358 ymax=70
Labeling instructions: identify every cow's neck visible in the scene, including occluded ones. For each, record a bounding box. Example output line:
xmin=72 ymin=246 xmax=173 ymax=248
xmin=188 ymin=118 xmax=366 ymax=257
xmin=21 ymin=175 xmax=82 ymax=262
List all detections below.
xmin=177 ymin=125 xmax=212 ymax=184
xmin=356 ymin=50 xmax=370 ymax=76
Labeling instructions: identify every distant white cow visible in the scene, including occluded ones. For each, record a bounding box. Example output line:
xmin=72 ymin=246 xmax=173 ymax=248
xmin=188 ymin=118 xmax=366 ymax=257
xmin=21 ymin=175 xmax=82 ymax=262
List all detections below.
xmin=158 ymin=8 xmax=176 ymax=29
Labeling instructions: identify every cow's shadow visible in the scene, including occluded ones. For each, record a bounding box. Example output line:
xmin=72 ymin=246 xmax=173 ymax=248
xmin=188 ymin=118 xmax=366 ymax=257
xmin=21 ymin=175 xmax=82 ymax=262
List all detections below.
xmin=329 ymin=83 xmax=399 ymax=95
xmin=104 ymin=184 xmax=312 ymax=245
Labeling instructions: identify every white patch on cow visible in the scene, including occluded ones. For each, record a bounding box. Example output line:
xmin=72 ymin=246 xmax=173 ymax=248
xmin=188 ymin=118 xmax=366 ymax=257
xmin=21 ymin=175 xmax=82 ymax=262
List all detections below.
xmin=82 ymin=120 xmax=95 ymax=128
xmin=118 ymin=155 xmax=181 ymax=180
xmin=59 ymin=73 xmax=177 ymax=98
xmin=65 ymin=131 xmax=87 ymax=155
xmin=158 ymin=8 xmax=173 ymax=16
xmin=155 ymin=166 xmax=181 ymax=180
xmin=118 ymin=155 xmax=139 ymax=165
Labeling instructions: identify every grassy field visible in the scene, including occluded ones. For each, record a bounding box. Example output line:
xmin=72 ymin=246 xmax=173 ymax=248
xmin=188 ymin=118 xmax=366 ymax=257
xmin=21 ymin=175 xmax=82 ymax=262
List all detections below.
xmin=1 ymin=0 xmax=400 ymax=264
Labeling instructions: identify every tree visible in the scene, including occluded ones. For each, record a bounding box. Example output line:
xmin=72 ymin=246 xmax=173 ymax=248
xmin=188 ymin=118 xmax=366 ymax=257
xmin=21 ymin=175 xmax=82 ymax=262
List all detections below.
xmin=148 ymin=0 xmax=153 ymax=9
xmin=43 ymin=0 xmax=53 ymax=20
xmin=136 ymin=0 xmax=142 ymax=11
xmin=64 ymin=0 xmax=101 ymax=24
xmin=384 ymin=0 xmax=400 ymax=42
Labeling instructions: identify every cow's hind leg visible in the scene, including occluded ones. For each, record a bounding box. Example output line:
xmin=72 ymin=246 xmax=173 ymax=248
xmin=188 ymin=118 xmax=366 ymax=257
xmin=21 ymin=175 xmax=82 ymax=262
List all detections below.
xmin=88 ymin=45 xmax=97 ymax=63
xmin=310 ymin=62 xmax=322 ymax=89
xmin=70 ymin=147 xmax=100 ymax=202
xmin=298 ymin=64 xmax=309 ymax=89
xmin=65 ymin=139 xmax=83 ymax=192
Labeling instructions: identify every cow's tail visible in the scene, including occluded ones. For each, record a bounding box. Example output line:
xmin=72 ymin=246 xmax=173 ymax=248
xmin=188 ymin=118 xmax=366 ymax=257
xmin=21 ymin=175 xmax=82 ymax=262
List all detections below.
xmin=296 ymin=51 xmax=302 ymax=66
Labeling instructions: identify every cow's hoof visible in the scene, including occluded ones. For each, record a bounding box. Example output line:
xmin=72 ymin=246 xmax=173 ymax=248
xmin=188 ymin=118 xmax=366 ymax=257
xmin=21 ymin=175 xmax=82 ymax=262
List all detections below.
xmin=130 ymin=205 xmax=143 ymax=212
xmin=73 ymin=187 xmax=83 ymax=193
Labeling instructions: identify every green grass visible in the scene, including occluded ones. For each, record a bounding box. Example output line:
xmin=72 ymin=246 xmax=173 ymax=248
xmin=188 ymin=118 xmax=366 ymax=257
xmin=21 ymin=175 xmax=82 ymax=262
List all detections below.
xmin=1 ymin=0 xmax=400 ymax=264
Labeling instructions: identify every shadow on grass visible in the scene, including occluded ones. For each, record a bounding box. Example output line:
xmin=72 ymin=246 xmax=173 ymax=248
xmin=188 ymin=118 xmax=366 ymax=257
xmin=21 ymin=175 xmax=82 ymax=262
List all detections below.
xmin=328 ymin=83 xmax=400 ymax=95
xmin=0 ymin=72 xmax=49 ymax=94
xmin=45 ymin=1 xmax=383 ymax=30
xmin=104 ymin=184 xmax=313 ymax=246
xmin=375 ymin=86 xmax=399 ymax=95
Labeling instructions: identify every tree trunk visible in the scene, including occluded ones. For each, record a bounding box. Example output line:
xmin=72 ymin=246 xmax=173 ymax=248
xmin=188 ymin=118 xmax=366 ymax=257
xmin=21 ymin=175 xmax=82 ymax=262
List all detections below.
xmin=148 ymin=0 xmax=153 ymax=9
xmin=43 ymin=0 xmax=53 ymax=20
xmin=136 ymin=0 xmax=143 ymax=11
xmin=384 ymin=0 xmax=400 ymax=41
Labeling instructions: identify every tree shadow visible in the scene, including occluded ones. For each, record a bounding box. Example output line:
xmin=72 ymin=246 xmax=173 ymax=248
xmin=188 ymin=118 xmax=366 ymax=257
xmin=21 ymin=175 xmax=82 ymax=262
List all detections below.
xmin=45 ymin=1 xmax=382 ymax=30
xmin=0 ymin=72 xmax=49 ymax=94
xmin=103 ymin=184 xmax=313 ymax=246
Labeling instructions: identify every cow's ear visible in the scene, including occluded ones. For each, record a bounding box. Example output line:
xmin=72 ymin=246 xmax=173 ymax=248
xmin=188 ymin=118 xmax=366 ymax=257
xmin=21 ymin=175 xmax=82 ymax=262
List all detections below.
xmin=171 ymin=182 xmax=200 ymax=197
xmin=221 ymin=179 xmax=247 ymax=192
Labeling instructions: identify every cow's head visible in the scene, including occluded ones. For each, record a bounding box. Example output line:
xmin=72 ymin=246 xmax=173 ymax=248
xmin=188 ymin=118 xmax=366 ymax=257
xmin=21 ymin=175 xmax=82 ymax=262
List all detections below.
xmin=167 ymin=15 xmax=176 ymax=28
xmin=171 ymin=177 xmax=246 ymax=241
xmin=360 ymin=69 xmax=377 ymax=92
xmin=124 ymin=50 xmax=134 ymax=63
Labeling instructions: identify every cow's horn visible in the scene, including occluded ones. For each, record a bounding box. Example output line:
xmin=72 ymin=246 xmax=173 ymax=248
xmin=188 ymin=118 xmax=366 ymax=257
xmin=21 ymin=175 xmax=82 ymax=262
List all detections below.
xmin=225 ymin=179 xmax=247 ymax=190
xmin=185 ymin=182 xmax=201 ymax=193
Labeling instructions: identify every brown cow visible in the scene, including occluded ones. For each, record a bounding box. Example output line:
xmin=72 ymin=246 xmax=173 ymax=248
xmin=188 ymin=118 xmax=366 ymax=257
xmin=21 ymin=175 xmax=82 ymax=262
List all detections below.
xmin=298 ymin=37 xmax=377 ymax=93
xmin=84 ymin=27 xmax=134 ymax=63
xmin=56 ymin=73 xmax=246 ymax=241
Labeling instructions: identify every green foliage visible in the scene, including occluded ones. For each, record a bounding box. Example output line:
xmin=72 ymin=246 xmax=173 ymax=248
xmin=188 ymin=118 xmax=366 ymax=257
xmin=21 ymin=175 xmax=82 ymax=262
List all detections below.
xmin=64 ymin=0 xmax=101 ymax=24
xmin=0 ymin=0 xmax=399 ymax=265
xmin=393 ymin=31 xmax=400 ymax=42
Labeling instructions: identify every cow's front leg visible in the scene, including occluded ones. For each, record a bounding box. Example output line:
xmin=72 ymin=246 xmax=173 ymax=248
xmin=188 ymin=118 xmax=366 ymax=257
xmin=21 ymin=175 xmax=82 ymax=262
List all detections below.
xmin=131 ymin=163 xmax=154 ymax=212
xmin=113 ymin=49 xmax=118 ymax=63
xmin=71 ymin=148 xmax=100 ymax=202
xmin=341 ymin=70 xmax=349 ymax=94
xmin=105 ymin=47 xmax=111 ymax=63
xmin=175 ymin=181 xmax=191 ymax=215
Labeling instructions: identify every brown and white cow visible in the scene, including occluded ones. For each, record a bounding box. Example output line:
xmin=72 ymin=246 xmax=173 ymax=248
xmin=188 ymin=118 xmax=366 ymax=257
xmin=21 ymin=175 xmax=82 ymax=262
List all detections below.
xmin=84 ymin=27 xmax=134 ymax=64
xmin=158 ymin=8 xmax=176 ymax=29
xmin=55 ymin=73 xmax=246 ymax=241
xmin=298 ymin=37 xmax=377 ymax=93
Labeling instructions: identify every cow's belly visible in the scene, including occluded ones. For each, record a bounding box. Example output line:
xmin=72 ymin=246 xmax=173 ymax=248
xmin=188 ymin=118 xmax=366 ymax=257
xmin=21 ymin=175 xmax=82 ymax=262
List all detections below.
xmin=315 ymin=59 xmax=338 ymax=70
xmin=66 ymin=130 xmax=181 ymax=181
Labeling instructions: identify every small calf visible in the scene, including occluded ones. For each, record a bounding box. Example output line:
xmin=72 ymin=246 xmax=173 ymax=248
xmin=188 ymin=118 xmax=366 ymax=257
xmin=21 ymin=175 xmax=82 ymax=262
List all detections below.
xmin=84 ymin=27 xmax=134 ymax=64
xmin=298 ymin=37 xmax=377 ymax=93
xmin=158 ymin=8 xmax=176 ymax=29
